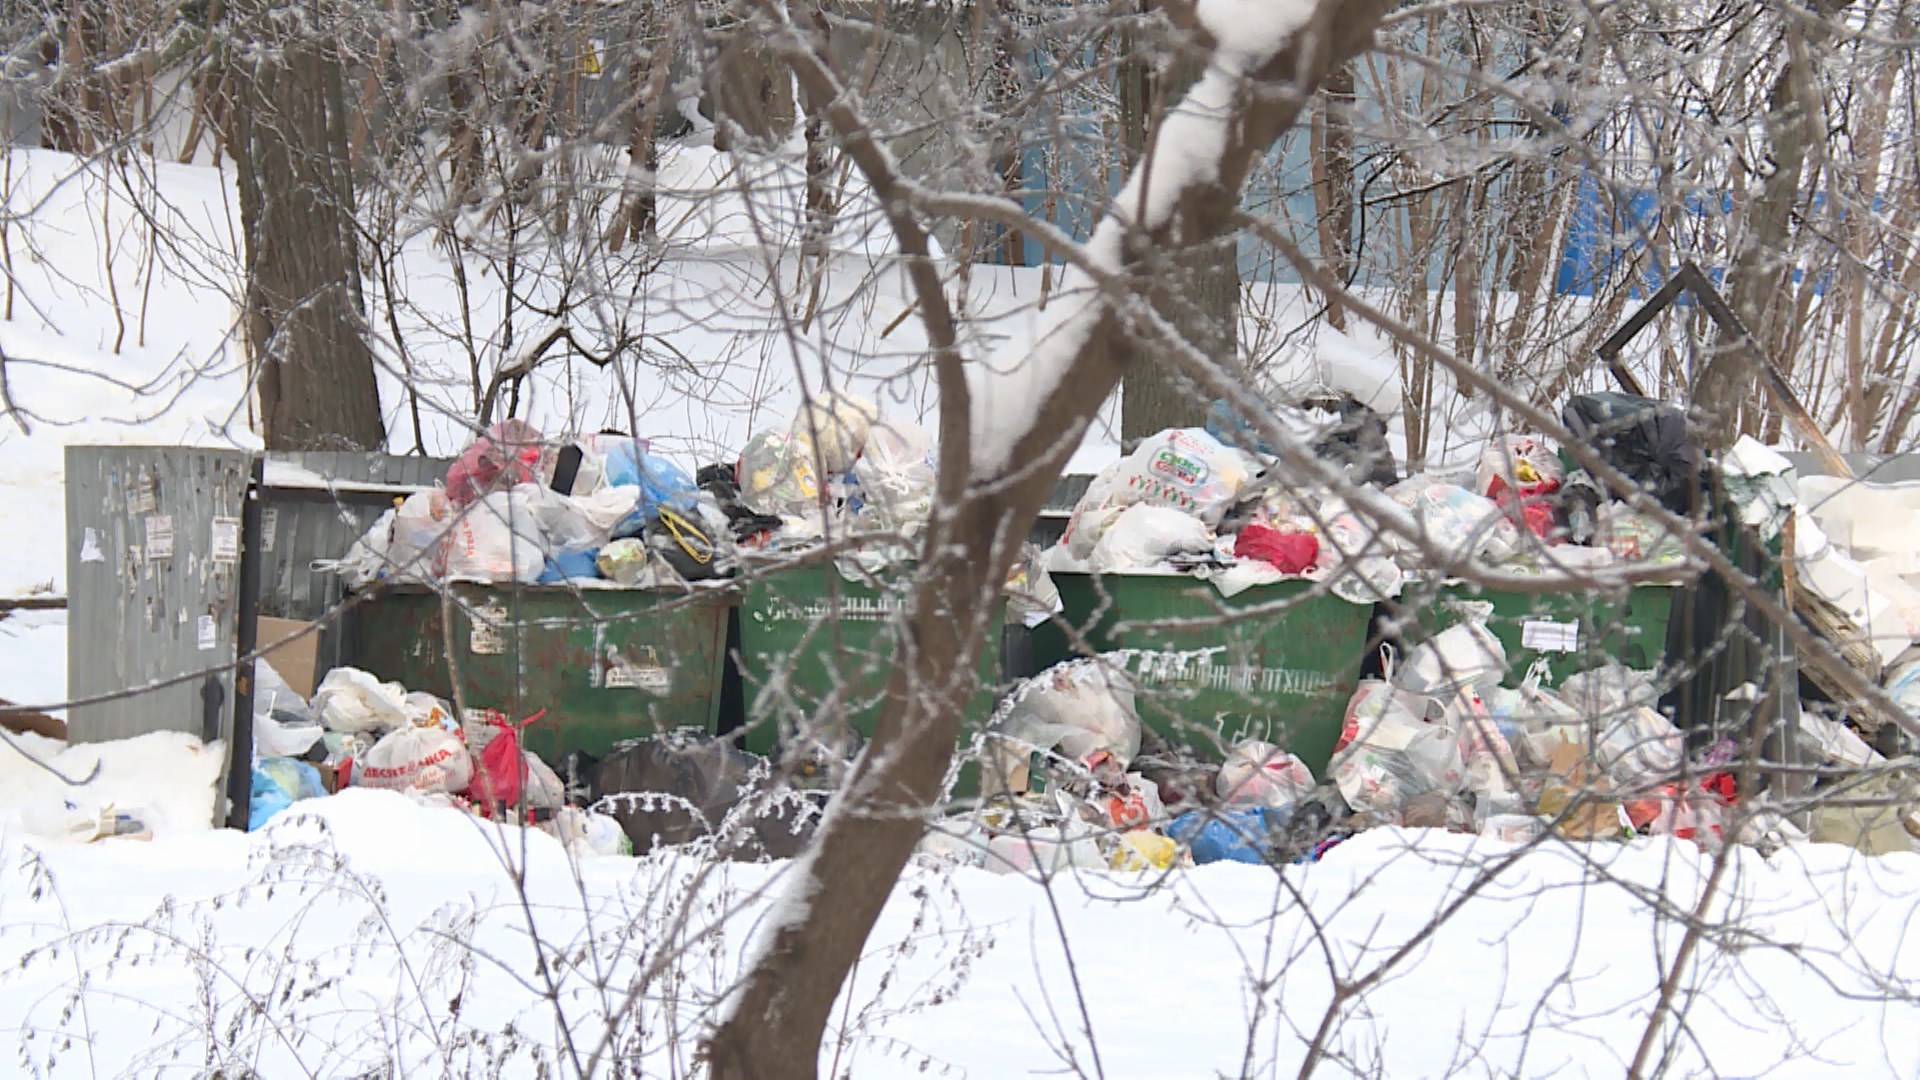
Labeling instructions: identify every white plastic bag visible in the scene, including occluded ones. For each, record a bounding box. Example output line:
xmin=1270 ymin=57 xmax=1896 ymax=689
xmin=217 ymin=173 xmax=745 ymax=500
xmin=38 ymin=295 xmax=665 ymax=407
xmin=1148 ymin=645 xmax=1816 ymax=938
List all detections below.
xmin=1331 ymin=711 xmax=1465 ymax=814
xmin=1110 ymin=428 xmax=1255 ymax=527
xmin=352 ymin=723 xmax=474 ymax=794
xmin=444 ymin=487 xmax=547 ymax=582
xmin=388 ymin=489 xmax=450 ymax=580
xmin=984 ymin=824 xmax=1105 ymax=875
xmin=1595 ymin=706 xmax=1683 ymax=787
xmin=339 ymin=509 xmax=397 ymax=591
xmin=1395 ymin=622 xmax=1507 ymax=696
xmin=852 ymin=420 xmax=936 ymax=532
xmin=523 ymin=749 xmax=567 ymax=810
xmin=1389 ymin=480 xmax=1520 ymax=563
xmin=312 ymin=667 xmax=410 ymax=735
xmin=1216 ymin=742 xmax=1315 ymax=808
xmin=987 ymin=661 xmax=1143 ymax=796
xmin=1088 ymin=504 xmax=1215 ymax=571
xmin=526 ymin=484 xmax=602 ymax=552
xmin=1061 ymin=461 xmax=1125 ymax=559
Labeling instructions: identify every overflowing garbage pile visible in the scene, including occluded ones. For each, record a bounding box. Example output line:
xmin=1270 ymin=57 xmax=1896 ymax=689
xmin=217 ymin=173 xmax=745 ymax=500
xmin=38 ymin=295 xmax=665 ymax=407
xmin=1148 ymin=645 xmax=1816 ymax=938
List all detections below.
xmin=1047 ymin=393 xmax=1702 ymax=603
xmin=337 ymin=395 xmax=939 ymax=592
xmin=927 ymin=627 xmax=1755 ymax=873
xmin=245 ymin=660 xmax=830 ymax=859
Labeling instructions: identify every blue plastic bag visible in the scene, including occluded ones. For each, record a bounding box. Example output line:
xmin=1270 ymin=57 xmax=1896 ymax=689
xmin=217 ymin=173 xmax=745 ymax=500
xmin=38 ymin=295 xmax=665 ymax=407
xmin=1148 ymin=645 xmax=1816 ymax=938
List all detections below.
xmin=605 ymin=444 xmax=699 ymax=537
xmin=1168 ymin=807 xmax=1288 ymax=865
xmin=248 ymin=757 xmax=326 ymax=831
xmin=1205 ymin=399 xmax=1276 ymax=456
xmin=538 ymin=547 xmax=602 ymax=583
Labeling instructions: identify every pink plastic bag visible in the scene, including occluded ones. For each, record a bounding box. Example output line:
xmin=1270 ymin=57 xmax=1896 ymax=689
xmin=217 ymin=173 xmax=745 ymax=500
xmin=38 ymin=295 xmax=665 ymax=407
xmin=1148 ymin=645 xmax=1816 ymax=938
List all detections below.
xmin=447 ymin=420 xmax=545 ymax=507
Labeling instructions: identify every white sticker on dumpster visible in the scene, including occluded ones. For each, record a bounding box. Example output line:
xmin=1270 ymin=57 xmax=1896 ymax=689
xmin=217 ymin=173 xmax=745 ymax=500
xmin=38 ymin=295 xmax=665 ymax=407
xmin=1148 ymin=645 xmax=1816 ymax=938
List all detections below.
xmin=469 ymin=604 xmax=508 ymax=655
xmin=145 ymin=515 xmax=174 ymax=561
xmin=1521 ymin=619 xmax=1580 ymax=653
xmin=210 ymin=517 xmax=241 ymax=564
xmin=604 ymin=646 xmax=670 ymax=692
xmin=196 ymin=614 xmax=217 ymax=651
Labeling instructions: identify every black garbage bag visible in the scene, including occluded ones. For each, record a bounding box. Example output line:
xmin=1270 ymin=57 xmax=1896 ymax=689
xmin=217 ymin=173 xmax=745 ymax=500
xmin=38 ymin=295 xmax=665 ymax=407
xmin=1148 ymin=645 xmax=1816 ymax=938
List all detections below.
xmin=696 ymin=463 xmax=784 ymax=541
xmin=1304 ymin=393 xmax=1399 ymax=488
xmin=1562 ymin=393 xmax=1701 ymax=515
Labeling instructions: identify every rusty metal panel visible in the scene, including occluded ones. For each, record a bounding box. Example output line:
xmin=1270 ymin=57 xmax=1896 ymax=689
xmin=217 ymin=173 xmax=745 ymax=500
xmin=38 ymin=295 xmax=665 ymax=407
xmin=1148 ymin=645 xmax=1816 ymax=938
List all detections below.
xmin=64 ymin=446 xmax=253 ymax=749
xmin=350 ymin=583 xmax=731 ymax=761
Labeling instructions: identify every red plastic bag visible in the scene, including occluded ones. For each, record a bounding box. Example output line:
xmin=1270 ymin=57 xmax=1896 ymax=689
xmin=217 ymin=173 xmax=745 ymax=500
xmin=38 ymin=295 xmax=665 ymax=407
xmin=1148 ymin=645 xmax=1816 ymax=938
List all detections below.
xmin=1234 ymin=524 xmax=1319 ymax=575
xmin=463 ymin=708 xmax=547 ymax=814
xmin=447 ymin=420 xmax=545 ymax=507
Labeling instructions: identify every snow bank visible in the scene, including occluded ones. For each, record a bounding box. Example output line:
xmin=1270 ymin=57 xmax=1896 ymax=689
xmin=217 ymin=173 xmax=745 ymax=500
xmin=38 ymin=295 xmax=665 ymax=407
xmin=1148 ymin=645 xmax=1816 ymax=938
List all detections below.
xmin=0 ymin=788 xmax=1914 ymax=1078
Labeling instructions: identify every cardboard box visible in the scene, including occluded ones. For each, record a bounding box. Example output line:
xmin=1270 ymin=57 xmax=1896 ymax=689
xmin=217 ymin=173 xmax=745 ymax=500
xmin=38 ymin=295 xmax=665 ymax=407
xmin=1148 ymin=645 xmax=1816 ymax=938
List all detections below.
xmin=256 ymin=617 xmax=321 ymax=700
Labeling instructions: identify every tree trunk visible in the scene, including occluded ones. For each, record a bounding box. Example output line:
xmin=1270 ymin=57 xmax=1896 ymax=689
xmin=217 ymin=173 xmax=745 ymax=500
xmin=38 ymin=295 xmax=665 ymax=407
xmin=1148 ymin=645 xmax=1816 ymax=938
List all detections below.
xmin=1118 ymin=24 xmax=1240 ymax=443
xmin=1695 ymin=3 xmax=1848 ymax=450
xmin=442 ymin=1 xmax=480 ymax=205
xmin=41 ymin=1 xmax=105 ymax=155
xmin=709 ymin=5 xmax=797 ymax=152
xmin=703 ymin=4 xmax=1392 ymax=1076
xmin=229 ymin=0 xmax=385 ymax=452
xmin=1310 ymin=60 xmax=1355 ymax=330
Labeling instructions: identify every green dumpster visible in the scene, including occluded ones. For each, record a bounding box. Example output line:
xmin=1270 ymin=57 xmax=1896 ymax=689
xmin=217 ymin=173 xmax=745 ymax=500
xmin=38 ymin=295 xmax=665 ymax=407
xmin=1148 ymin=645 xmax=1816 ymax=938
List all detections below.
xmin=350 ymin=583 xmax=731 ymax=761
xmin=1405 ymin=579 xmax=1680 ymax=688
xmin=1031 ymin=571 xmax=1376 ymax=777
xmin=736 ymin=563 xmax=1004 ymax=769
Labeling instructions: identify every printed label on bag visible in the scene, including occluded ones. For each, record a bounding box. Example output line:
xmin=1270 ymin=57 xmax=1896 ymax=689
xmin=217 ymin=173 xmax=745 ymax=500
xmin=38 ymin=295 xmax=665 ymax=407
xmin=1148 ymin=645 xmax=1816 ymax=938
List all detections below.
xmin=468 ymin=603 xmax=508 ymax=655
xmin=1521 ymin=619 xmax=1580 ymax=653
xmin=145 ymin=515 xmax=174 ymax=560
xmin=210 ymin=517 xmax=241 ymax=564
xmin=196 ymin=614 xmax=217 ymax=650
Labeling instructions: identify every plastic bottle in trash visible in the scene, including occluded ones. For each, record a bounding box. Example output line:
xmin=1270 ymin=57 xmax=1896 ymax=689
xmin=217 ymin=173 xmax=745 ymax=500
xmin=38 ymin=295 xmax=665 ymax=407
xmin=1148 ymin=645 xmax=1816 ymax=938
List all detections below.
xmin=1028 ymin=750 xmax=1046 ymax=795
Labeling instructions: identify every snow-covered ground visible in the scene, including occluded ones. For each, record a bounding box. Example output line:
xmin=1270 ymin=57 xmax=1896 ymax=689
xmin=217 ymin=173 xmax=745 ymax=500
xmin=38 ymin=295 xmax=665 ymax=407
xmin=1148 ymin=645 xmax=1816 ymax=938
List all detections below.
xmin=0 ymin=791 xmax=1914 ymax=1078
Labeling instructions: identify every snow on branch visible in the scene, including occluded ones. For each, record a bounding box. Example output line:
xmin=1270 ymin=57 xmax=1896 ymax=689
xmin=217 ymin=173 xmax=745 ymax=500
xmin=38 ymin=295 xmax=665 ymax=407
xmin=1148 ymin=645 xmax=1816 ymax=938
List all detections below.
xmin=966 ymin=0 xmax=1326 ymax=479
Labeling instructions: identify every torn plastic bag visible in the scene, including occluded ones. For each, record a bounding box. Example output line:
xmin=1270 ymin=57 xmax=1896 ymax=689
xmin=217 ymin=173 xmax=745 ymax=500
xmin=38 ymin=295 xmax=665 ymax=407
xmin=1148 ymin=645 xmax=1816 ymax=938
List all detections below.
xmin=1394 ymin=621 xmax=1507 ymax=696
xmin=249 ymin=758 xmax=326 ymax=830
xmin=1215 ymin=741 xmax=1315 ymax=809
xmin=1088 ymin=504 xmax=1215 ymax=572
xmin=984 ymin=661 xmax=1142 ymax=799
xmin=1336 ymin=680 xmax=1433 ymax=755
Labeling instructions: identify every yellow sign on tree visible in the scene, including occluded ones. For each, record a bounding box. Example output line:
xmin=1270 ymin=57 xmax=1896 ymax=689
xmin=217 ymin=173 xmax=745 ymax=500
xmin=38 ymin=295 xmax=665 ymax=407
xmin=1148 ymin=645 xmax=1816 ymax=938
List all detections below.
xmin=580 ymin=38 xmax=605 ymax=79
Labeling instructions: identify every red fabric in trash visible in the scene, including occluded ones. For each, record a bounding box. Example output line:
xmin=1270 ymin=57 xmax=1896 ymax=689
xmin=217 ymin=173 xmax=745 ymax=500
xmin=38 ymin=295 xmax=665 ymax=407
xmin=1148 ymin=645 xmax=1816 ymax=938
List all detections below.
xmin=447 ymin=419 xmax=545 ymax=506
xmin=1235 ymin=524 xmax=1319 ymax=574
